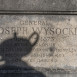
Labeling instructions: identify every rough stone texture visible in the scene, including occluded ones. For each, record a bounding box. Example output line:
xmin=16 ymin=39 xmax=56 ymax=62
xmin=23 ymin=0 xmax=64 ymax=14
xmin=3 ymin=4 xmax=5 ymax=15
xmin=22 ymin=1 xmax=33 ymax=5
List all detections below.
xmin=0 ymin=0 xmax=77 ymax=11
xmin=0 ymin=0 xmax=77 ymax=77
xmin=0 ymin=15 xmax=77 ymax=75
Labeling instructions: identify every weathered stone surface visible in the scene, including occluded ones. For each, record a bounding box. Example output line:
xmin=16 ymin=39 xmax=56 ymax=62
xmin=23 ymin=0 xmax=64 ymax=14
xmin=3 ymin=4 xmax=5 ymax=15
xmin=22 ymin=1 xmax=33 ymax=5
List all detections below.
xmin=0 ymin=0 xmax=77 ymax=77
xmin=0 ymin=15 xmax=77 ymax=75
xmin=0 ymin=0 xmax=77 ymax=11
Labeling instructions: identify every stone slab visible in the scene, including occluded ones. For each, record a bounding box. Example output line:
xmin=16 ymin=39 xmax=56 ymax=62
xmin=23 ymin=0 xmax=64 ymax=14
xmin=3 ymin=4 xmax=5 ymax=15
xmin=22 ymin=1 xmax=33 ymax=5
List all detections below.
xmin=0 ymin=15 xmax=77 ymax=76
xmin=0 ymin=0 xmax=77 ymax=11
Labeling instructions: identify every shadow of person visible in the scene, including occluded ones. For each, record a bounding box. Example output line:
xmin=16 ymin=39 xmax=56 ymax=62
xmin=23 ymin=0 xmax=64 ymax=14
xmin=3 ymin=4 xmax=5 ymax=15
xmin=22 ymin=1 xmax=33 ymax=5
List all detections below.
xmin=0 ymin=32 xmax=46 ymax=77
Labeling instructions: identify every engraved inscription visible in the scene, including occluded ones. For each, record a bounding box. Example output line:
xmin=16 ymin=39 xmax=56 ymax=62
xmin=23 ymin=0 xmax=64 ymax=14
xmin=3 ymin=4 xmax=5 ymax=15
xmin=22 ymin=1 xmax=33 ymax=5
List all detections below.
xmin=0 ymin=15 xmax=77 ymax=74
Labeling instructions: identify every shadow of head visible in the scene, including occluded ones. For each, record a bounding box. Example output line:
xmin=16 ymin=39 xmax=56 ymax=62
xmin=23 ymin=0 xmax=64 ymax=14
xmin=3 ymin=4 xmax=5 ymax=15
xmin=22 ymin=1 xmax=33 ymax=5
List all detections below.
xmin=0 ymin=32 xmax=46 ymax=77
xmin=0 ymin=32 xmax=39 ymax=62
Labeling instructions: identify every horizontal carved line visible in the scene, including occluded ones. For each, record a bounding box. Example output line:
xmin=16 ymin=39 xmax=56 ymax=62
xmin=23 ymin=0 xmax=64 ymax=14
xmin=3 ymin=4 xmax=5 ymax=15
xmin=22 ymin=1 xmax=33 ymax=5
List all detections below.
xmin=0 ymin=10 xmax=77 ymax=15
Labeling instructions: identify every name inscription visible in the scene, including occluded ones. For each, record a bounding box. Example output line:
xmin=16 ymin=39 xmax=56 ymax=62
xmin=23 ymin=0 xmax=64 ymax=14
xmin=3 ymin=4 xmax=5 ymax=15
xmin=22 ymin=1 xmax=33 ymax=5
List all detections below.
xmin=0 ymin=15 xmax=77 ymax=70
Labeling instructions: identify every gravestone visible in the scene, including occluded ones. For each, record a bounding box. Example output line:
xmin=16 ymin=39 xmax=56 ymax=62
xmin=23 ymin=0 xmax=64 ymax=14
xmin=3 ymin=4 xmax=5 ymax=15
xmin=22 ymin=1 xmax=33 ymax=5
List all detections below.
xmin=0 ymin=0 xmax=77 ymax=77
